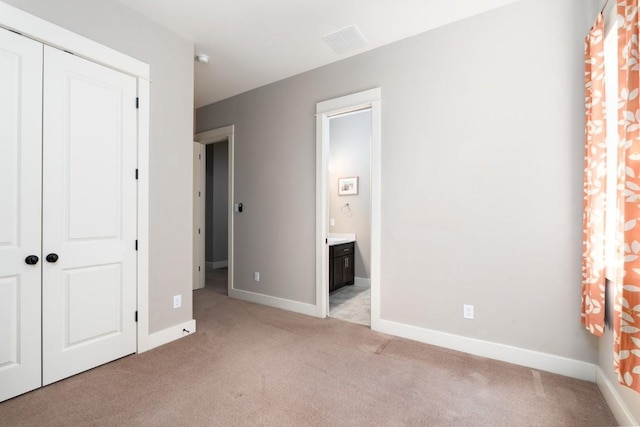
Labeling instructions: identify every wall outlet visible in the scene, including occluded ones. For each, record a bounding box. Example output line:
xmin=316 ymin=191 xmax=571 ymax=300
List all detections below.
xmin=254 ymin=272 xmax=260 ymax=282
xmin=173 ymin=294 xmax=182 ymax=309
xmin=330 ymin=218 xmax=335 ymax=226
xmin=463 ymin=304 xmax=474 ymax=319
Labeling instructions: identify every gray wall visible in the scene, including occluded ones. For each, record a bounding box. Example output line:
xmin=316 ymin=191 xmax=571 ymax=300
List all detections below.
xmin=4 ymin=0 xmax=195 ymax=333
xmin=205 ymin=141 xmax=229 ymax=263
xmin=329 ymin=110 xmax=371 ymax=280
xmin=197 ymin=0 xmax=600 ymax=363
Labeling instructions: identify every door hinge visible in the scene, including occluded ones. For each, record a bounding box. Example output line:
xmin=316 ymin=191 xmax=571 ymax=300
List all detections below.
xmin=325 ymin=238 xmax=328 ymax=244
xmin=198 ymin=266 xmax=201 ymax=271
xmin=136 ymin=97 xmax=139 ymax=109
xmin=135 ymin=240 xmax=138 ymax=251
xmin=198 ymin=228 xmax=201 ymax=234
xmin=135 ymin=311 xmax=138 ymax=322
xmin=135 ymin=169 xmax=139 ymax=180
xmin=199 ymin=154 xmax=201 ymax=160
xmin=198 ymin=191 xmax=201 ymax=197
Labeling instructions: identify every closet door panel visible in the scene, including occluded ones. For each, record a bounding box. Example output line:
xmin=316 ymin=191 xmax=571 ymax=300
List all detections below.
xmin=42 ymin=46 xmax=137 ymax=386
xmin=0 ymin=28 xmax=43 ymax=403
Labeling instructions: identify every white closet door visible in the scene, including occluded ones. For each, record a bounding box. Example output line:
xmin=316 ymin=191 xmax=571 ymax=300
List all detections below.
xmin=42 ymin=46 xmax=137 ymax=385
xmin=0 ymin=28 xmax=43 ymax=403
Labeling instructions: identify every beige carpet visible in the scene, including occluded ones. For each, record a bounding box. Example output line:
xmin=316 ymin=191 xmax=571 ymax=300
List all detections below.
xmin=0 ymin=273 xmax=618 ymax=426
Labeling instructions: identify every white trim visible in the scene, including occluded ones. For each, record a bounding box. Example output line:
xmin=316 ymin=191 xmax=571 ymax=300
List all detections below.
xmin=136 ymin=80 xmax=151 ymax=352
xmin=316 ymin=88 xmax=381 ymax=115
xmin=315 ymin=110 xmax=329 ymax=317
xmin=375 ymin=318 xmax=596 ymax=382
xmin=206 ymin=261 xmax=228 ymax=269
xmin=147 ymin=319 xmax=196 ymax=351
xmin=229 ymin=288 xmax=317 ymax=317
xmin=370 ymin=96 xmax=382 ymax=327
xmin=354 ymin=277 xmax=370 ymax=288
xmin=195 ymin=125 xmax=235 ymax=297
xmin=0 ymin=2 xmax=149 ymax=79
xmin=316 ymin=88 xmax=381 ymax=324
xmin=195 ymin=126 xmax=235 ymax=144
xmin=596 ymin=367 xmax=639 ymax=427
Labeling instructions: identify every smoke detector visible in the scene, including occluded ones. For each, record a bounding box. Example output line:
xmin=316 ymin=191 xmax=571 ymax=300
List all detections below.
xmin=195 ymin=54 xmax=209 ymax=64
xmin=322 ymin=25 xmax=368 ymax=54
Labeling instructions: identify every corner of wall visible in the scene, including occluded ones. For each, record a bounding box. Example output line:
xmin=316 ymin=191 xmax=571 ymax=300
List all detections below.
xmin=596 ymin=367 xmax=639 ymax=426
xmin=146 ymin=319 xmax=196 ymax=351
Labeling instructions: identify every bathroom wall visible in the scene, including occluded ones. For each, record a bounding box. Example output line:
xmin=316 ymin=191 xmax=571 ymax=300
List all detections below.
xmin=205 ymin=141 xmax=229 ymax=265
xmin=329 ymin=110 xmax=372 ymax=281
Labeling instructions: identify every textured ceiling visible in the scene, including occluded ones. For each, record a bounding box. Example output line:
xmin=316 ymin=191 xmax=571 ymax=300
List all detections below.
xmin=118 ymin=0 xmax=522 ymax=108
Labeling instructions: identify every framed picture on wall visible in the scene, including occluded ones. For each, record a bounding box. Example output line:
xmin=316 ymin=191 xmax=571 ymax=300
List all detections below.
xmin=338 ymin=176 xmax=358 ymax=195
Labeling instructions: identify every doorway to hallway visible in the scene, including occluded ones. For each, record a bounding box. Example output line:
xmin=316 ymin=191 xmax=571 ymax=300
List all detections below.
xmin=194 ymin=125 xmax=235 ymax=294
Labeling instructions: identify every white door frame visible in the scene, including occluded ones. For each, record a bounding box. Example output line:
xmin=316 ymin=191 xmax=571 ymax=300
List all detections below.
xmin=315 ymin=88 xmax=381 ymax=327
xmin=194 ymin=125 xmax=235 ymax=295
xmin=0 ymin=3 xmax=152 ymax=353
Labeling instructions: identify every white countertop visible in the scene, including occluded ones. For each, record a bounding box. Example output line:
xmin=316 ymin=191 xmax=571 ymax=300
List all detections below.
xmin=328 ymin=233 xmax=356 ymax=246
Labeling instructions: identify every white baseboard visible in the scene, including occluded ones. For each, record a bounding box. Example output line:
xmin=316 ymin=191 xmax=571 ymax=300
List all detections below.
xmin=355 ymin=277 xmax=370 ymax=288
xmin=596 ymin=366 xmax=639 ymax=426
xmin=147 ymin=319 xmax=196 ymax=351
xmin=373 ymin=318 xmax=596 ymax=382
xmin=229 ymin=287 xmax=317 ymax=317
xmin=206 ymin=261 xmax=228 ymax=269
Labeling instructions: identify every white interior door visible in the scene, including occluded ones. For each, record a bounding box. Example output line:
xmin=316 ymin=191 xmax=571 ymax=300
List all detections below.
xmin=193 ymin=142 xmax=205 ymax=290
xmin=42 ymin=46 xmax=138 ymax=385
xmin=0 ymin=28 xmax=43 ymax=402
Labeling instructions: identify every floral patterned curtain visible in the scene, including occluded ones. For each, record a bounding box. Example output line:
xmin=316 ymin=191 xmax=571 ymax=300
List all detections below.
xmin=582 ymin=13 xmax=607 ymax=337
xmin=615 ymin=0 xmax=640 ymax=393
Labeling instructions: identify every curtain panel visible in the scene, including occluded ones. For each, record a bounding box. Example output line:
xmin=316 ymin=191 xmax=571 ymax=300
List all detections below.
xmin=615 ymin=0 xmax=640 ymax=392
xmin=582 ymin=12 xmax=607 ymax=337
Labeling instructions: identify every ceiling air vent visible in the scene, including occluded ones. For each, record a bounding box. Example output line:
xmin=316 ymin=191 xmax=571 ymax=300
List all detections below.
xmin=322 ymin=25 xmax=368 ymax=54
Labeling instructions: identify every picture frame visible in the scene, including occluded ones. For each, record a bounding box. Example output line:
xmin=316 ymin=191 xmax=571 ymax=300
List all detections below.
xmin=338 ymin=176 xmax=358 ymax=196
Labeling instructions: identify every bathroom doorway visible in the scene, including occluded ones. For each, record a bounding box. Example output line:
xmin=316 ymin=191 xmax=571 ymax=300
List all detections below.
xmin=327 ymin=109 xmax=372 ymax=325
xmin=315 ymin=88 xmax=381 ymax=328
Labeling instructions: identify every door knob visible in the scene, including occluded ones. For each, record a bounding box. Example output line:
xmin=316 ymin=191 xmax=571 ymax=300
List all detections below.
xmin=46 ymin=253 xmax=59 ymax=263
xmin=25 ymin=255 xmax=39 ymax=265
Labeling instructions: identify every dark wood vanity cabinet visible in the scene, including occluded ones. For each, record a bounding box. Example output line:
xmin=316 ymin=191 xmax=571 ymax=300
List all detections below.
xmin=329 ymin=242 xmax=355 ymax=292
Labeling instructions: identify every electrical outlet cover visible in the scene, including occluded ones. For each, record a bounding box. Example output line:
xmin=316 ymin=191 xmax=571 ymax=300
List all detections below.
xmin=463 ymin=304 xmax=474 ymax=319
